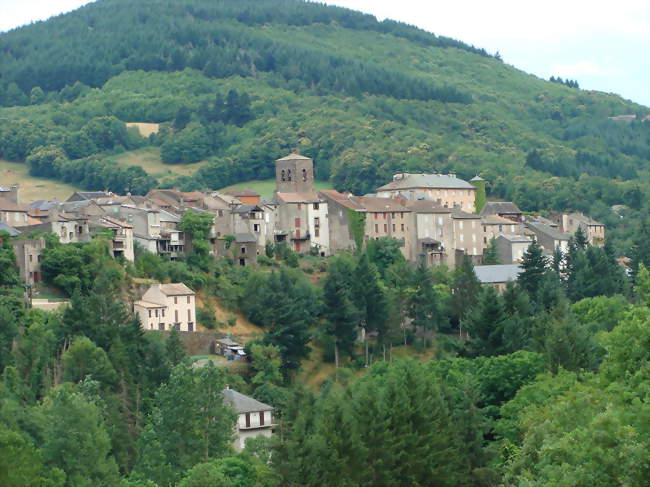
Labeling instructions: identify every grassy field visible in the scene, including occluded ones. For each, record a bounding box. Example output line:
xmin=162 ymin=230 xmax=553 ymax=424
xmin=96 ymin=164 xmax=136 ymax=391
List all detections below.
xmin=219 ymin=179 xmax=334 ymax=198
xmin=106 ymin=148 xmax=209 ymax=178
xmin=0 ymin=159 xmax=79 ymax=203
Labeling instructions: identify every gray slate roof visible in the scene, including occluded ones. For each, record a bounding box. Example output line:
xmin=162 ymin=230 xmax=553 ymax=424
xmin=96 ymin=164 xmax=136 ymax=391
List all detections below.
xmin=377 ymin=173 xmax=475 ymax=191
xmin=497 ymin=234 xmax=532 ymax=243
xmin=474 ymin=264 xmax=523 ymax=284
xmin=480 ymin=201 xmax=522 ymax=216
xmin=0 ymin=222 xmax=21 ymax=236
xmin=235 ymin=233 xmax=257 ymax=243
xmin=526 ymin=221 xmax=569 ymax=241
xmin=223 ymin=388 xmax=273 ymax=413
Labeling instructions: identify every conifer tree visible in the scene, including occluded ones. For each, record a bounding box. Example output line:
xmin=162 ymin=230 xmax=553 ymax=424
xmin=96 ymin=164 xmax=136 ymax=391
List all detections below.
xmin=450 ymin=255 xmax=482 ymax=330
xmin=407 ymin=260 xmax=445 ymax=344
xmin=464 ymin=286 xmax=506 ymax=356
xmin=517 ymin=240 xmax=547 ymax=301
xmin=482 ymin=237 xmax=501 ymax=265
xmin=165 ymin=328 xmax=186 ymax=367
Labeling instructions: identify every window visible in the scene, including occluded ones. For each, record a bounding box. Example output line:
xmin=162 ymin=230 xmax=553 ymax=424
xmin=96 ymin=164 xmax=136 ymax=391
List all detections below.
xmin=315 ymin=227 xmax=320 ymax=237
xmin=383 ymin=212 xmax=387 ymax=219
xmin=392 ymin=224 xmax=396 ymax=232
xmin=218 ymin=210 xmax=224 ymax=217
xmin=162 ymin=309 xmax=165 ymax=318
xmin=287 ymin=169 xmax=292 ymax=181
xmin=253 ymin=224 xmax=260 ymax=232
xmin=302 ymin=168 xmax=307 ymax=182
xmin=29 ymin=254 xmax=33 ymax=262
xmin=281 ymin=169 xmax=286 ymax=181
xmin=314 ymin=217 xmax=320 ymax=227
xmin=260 ymin=411 xmax=265 ymax=426
xmin=401 ymin=213 xmax=404 ymax=219
xmin=187 ymin=296 xmax=190 ymax=304
xmin=391 ymin=212 xmax=395 ymax=219
xmin=155 ymin=309 xmax=158 ymax=318
xmin=245 ymin=413 xmax=251 ymax=428
xmin=401 ymin=224 xmax=405 ymax=231
xmin=383 ymin=224 xmax=388 ymax=232
xmin=174 ymin=296 xmax=178 ymax=305
xmin=313 ymin=203 xmax=319 ymax=210
xmin=241 ymin=246 xmax=246 ymax=254
xmin=499 ymin=225 xmax=503 ymax=232
xmin=375 ymin=224 xmax=379 ymax=233
xmin=175 ymin=310 xmax=179 ymax=322
xmin=188 ymin=309 xmax=191 ymax=321
xmin=484 ymin=237 xmax=487 ymax=244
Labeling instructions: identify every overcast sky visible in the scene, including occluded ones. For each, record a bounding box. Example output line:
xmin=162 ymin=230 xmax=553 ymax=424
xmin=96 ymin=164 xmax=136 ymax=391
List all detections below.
xmin=1 ymin=0 xmax=648 ymax=106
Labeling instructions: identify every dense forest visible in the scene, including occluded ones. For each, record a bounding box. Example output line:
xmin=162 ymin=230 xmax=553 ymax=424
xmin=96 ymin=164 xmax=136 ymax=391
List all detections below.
xmin=1 ymin=209 xmax=650 ymax=485
xmin=0 ymin=0 xmax=649 ymax=254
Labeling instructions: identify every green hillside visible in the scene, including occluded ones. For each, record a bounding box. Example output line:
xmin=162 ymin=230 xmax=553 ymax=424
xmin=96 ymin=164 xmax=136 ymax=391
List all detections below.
xmin=0 ymin=0 xmax=648 ymax=251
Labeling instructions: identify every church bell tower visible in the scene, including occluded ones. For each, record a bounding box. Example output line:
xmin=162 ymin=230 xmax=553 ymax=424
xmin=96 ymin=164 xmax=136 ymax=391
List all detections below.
xmin=275 ymin=152 xmax=315 ymax=194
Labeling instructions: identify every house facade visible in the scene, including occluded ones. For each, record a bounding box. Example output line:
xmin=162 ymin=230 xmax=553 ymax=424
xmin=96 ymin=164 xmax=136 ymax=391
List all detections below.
xmin=223 ymin=388 xmax=275 ymax=451
xmin=134 ymin=283 xmax=196 ymax=331
xmin=11 ymin=237 xmax=46 ymax=285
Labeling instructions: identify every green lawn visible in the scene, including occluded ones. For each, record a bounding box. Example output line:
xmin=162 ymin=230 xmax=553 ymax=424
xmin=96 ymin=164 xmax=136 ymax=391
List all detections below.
xmin=219 ymin=179 xmax=334 ymax=198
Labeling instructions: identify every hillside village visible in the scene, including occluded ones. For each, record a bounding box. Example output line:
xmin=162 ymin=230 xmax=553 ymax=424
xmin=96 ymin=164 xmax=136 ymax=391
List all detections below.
xmin=1 ymin=151 xmax=606 ymax=300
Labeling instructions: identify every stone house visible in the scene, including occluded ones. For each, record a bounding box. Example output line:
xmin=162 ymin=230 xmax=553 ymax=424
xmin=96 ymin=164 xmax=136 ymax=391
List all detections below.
xmin=359 ymin=196 xmax=414 ymax=260
xmin=451 ymin=208 xmax=484 ymax=264
xmin=405 ymin=199 xmax=455 ymax=266
xmin=0 ymin=185 xmax=19 ymax=204
xmin=223 ymin=388 xmax=275 ymax=451
xmin=376 ymin=173 xmax=476 ymax=212
xmin=0 ymin=200 xmax=30 ymax=227
xmin=525 ymin=221 xmax=570 ymax=253
xmin=495 ymin=234 xmax=533 ymax=264
xmin=556 ymin=212 xmax=605 ymax=246
xmin=318 ymin=190 xmax=364 ymax=255
xmin=480 ymin=215 xmax=519 ymax=246
xmin=134 ymin=283 xmax=196 ymax=331
xmin=94 ymin=216 xmax=135 ymax=261
xmin=11 ymin=237 xmax=46 ymax=285
xmin=215 ymin=233 xmax=258 ymax=266
xmin=19 ymin=215 xmax=91 ymax=244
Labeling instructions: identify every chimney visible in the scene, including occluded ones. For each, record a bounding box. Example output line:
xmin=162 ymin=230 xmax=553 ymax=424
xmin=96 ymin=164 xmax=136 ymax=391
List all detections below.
xmin=9 ymin=185 xmax=19 ymax=205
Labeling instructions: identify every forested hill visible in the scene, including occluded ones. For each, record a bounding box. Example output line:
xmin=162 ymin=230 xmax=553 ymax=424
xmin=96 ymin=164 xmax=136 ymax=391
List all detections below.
xmin=1 ymin=0 xmax=649 ymax=249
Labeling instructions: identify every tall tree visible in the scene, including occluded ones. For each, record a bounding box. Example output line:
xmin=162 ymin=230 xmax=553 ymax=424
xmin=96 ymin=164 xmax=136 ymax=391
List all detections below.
xmin=517 ymin=240 xmax=547 ymax=302
xmin=482 ymin=238 xmax=501 ymax=265
xmin=407 ymin=260 xmax=446 ymax=344
xmin=450 ymin=255 xmax=482 ymax=332
xmin=353 ymin=253 xmax=388 ymax=364
xmin=464 ymin=286 xmax=507 ymax=357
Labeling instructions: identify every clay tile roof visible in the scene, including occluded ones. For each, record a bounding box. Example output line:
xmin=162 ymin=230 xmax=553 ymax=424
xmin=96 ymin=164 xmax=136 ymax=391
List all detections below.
xmin=225 ymin=189 xmax=260 ymax=197
xmin=451 ymin=208 xmax=480 ymax=219
xmin=159 ymin=283 xmax=194 ymax=296
xmin=318 ymin=190 xmax=364 ymax=211
xmin=275 ymin=192 xmax=319 ymax=203
xmin=357 ymin=197 xmax=410 ymax=212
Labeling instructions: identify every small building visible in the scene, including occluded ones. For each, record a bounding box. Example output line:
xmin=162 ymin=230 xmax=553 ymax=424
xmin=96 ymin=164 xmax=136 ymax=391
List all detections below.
xmin=474 ymin=264 xmax=523 ymax=292
xmin=93 ymin=216 xmax=135 ymax=261
xmin=215 ymin=233 xmax=258 ymax=266
xmin=223 ymin=388 xmax=275 ymax=451
xmin=214 ymin=337 xmax=246 ymax=359
xmin=134 ymin=283 xmax=196 ymax=332
xmin=481 ymin=215 xmax=519 ymax=246
xmin=495 ymin=234 xmax=533 ymax=264
xmin=557 ymin=212 xmax=605 ymax=246
xmin=11 ymin=238 xmax=46 ymax=285
xmin=525 ymin=221 xmax=570 ymax=253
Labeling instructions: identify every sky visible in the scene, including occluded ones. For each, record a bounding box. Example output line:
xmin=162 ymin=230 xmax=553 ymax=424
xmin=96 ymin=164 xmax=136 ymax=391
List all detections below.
xmin=1 ymin=0 xmax=648 ymax=106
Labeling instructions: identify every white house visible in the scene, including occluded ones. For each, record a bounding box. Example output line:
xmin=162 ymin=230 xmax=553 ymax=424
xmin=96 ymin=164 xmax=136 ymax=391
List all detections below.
xmin=222 ymin=388 xmax=275 ymax=451
xmin=134 ymin=283 xmax=196 ymax=331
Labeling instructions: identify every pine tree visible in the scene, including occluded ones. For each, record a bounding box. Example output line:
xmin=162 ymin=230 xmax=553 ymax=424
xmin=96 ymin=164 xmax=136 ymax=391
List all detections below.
xmin=323 ymin=258 xmax=360 ymax=371
xmin=482 ymin=237 xmax=501 ymax=265
xmin=407 ymin=260 xmax=445 ymax=344
xmin=450 ymin=255 xmax=482 ymax=329
xmin=464 ymin=286 xmax=506 ymax=356
xmin=165 ymin=328 xmax=186 ymax=367
xmin=353 ymin=253 xmax=388 ymax=363
xmin=517 ymin=240 xmax=547 ymax=301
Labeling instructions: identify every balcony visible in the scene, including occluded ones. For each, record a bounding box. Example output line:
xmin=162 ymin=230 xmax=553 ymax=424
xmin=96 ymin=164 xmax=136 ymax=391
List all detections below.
xmin=291 ymin=231 xmax=311 ymax=241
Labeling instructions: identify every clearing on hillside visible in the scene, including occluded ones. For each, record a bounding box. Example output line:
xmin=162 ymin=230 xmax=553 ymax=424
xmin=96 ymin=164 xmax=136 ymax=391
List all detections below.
xmin=107 ymin=147 xmax=209 ymax=178
xmin=0 ymin=159 xmax=79 ymax=202
xmin=126 ymin=122 xmax=160 ymax=137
